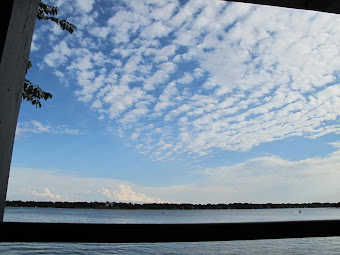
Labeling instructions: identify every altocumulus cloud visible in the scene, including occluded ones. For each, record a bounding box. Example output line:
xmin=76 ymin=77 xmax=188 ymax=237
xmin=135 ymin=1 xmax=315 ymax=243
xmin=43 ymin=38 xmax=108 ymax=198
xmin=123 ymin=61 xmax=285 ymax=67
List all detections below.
xmin=35 ymin=0 xmax=340 ymax=160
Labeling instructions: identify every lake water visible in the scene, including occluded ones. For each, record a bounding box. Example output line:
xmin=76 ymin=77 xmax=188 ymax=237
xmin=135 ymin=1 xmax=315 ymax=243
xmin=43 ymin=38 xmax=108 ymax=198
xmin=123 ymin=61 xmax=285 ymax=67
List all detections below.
xmin=2 ymin=207 xmax=340 ymax=254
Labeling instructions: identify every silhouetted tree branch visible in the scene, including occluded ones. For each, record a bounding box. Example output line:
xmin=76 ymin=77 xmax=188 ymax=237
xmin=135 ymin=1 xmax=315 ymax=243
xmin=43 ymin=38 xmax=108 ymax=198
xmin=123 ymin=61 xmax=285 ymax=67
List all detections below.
xmin=23 ymin=0 xmax=77 ymax=108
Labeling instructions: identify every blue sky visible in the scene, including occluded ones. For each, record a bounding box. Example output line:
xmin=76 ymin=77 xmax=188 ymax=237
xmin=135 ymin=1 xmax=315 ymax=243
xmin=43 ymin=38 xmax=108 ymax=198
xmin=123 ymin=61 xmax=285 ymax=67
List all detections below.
xmin=7 ymin=0 xmax=340 ymax=203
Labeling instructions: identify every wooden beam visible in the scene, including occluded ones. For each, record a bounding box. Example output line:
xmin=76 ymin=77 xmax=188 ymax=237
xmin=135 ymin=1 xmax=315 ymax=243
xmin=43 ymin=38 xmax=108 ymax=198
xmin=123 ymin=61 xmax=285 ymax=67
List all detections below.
xmin=224 ymin=0 xmax=340 ymax=15
xmin=1 ymin=220 xmax=340 ymax=243
xmin=0 ymin=0 xmax=39 ymax=222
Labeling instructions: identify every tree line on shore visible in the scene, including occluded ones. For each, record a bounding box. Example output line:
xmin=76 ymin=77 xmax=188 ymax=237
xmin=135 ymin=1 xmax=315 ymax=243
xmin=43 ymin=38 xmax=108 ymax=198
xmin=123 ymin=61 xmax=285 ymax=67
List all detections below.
xmin=5 ymin=200 xmax=340 ymax=210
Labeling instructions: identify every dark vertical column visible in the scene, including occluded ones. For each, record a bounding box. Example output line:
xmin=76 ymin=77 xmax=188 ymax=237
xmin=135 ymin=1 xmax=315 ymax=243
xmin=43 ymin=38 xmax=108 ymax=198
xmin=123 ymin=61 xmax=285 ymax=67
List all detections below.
xmin=0 ymin=0 xmax=39 ymax=222
xmin=0 ymin=0 xmax=14 ymax=62
xmin=224 ymin=1 xmax=340 ymax=15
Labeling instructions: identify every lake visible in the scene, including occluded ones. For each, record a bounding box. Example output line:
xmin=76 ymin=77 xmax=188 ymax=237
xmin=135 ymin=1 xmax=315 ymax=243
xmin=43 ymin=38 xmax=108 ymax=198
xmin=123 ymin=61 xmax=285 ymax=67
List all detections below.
xmin=2 ymin=207 xmax=340 ymax=254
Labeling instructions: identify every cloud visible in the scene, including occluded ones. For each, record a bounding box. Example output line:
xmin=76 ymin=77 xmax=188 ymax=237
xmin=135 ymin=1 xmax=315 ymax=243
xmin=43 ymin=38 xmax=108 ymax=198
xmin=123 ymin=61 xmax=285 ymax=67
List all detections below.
xmin=75 ymin=0 xmax=95 ymax=13
xmin=119 ymin=106 xmax=149 ymax=124
xmin=44 ymin=41 xmax=72 ymax=67
xmin=25 ymin=188 xmax=64 ymax=201
xmin=140 ymin=21 xmax=171 ymax=39
xmin=200 ymin=142 xmax=340 ymax=203
xmin=102 ymin=85 xmax=149 ymax=119
xmin=54 ymin=70 xmax=69 ymax=86
xmin=7 ymin=143 xmax=340 ymax=203
xmin=149 ymin=1 xmax=178 ymax=21
xmin=177 ymin=73 xmax=194 ymax=84
xmin=7 ymin=167 xmax=168 ymax=203
xmin=89 ymin=26 xmax=109 ymax=38
xmin=154 ymin=82 xmax=178 ymax=112
xmin=16 ymin=120 xmax=84 ymax=138
xmin=37 ymin=1 xmax=340 ymax=160
xmin=99 ymin=185 xmax=167 ymax=203
xmin=30 ymin=33 xmax=40 ymax=51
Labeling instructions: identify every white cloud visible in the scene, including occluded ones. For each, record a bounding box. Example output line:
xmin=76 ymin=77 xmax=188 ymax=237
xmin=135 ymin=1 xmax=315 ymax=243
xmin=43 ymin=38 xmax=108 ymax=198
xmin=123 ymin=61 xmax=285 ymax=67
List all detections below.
xmin=54 ymin=70 xmax=64 ymax=78
xmin=7 ymin=144 xmax=340 ymax=203
xmin=44 ymin=41 xmax=72 ymax=67
xmin=193 ymin=68 xmax=204 ymax=78
xmin=75 ymin=0 xmax=95 ymax=13
xmin=165 ymin=104 xmax=191 ymax=121
xmin=54 ymin=70 xmax=69 ymax=87
xmin=16 ymin=120 xmax=50 ymax=137
xmin=177 ymin=73 xmax=193 ymax=84
xmin=144 ymin=44 xmax=177 ymax=63
xmin=25 ymin=188 xmax=64 ymax=201
xmin=149 ymin=1 xmax=178 ymax=21
xmin=200 ymin=143 xmax=340 ymax=203
xmin=99 ymin=185 xmax=167 ymax=203
xmin=154 ymin=82 xmax=178 ymax=112
xmin=89 ymin=26 xmax=109 ymax=38
xmin=119 ymin=106 xmax=149 ymax=124
xmin=8 ymin=167 xmax=168 ymax=203
xmin=143 ymin=62 xmax=177 ymax=90
xmin=16 ymin=120 xmax=84 ymax=138
xmin=141 ymin=21 xmax=171 ymax=39
xmin=38 ymin=1 xmax=340 ymax=160
xmin=103 ymin=85 xmax=148 ymax=119
xmin=30 ymin=41 xmax=40 ymax=51
xmin=131 ymin=132 xmax=139 ymax=140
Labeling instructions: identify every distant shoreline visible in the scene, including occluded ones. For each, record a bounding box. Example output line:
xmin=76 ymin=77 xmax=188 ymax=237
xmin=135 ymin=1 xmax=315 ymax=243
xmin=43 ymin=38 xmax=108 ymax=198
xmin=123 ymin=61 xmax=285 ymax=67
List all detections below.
xmin=5 ymin=201 xmax=340 ymax=210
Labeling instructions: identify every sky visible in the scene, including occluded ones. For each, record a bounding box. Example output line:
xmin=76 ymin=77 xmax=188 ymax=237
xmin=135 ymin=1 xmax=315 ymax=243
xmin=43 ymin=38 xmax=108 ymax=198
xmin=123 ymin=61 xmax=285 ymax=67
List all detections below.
xmin=7 ymin=0 xmax=340 ymax=204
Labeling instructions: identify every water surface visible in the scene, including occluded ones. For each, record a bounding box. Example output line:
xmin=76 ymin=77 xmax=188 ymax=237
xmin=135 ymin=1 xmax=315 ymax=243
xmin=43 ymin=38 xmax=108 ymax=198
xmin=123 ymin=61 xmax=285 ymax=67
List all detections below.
xmin=2 ymin=207 xmax=340 ymax=254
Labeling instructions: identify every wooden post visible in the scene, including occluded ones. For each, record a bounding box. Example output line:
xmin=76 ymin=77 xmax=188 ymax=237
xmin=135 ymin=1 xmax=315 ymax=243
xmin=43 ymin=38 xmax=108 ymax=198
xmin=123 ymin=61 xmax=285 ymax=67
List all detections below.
xmin=0 ymin=0 xmax=39 ymax=222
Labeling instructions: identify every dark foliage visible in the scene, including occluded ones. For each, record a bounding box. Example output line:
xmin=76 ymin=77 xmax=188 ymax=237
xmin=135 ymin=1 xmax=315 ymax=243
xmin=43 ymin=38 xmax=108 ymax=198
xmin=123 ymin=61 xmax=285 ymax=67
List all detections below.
xmin=5 ymin=200 xmax=340 ymax=210
xmin=37 ymin=0 xmax=77 ymax=34
xmin=23 ymin=1 xmax=76 ymax=108
xmin=23 ymin=61 xmax=53 ymax=108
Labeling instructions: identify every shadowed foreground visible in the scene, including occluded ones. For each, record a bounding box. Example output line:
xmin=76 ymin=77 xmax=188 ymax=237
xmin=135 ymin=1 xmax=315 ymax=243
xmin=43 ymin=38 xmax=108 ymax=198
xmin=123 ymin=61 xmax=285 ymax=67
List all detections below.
xmin=1 ymin=220 xmax=340 ymax=243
